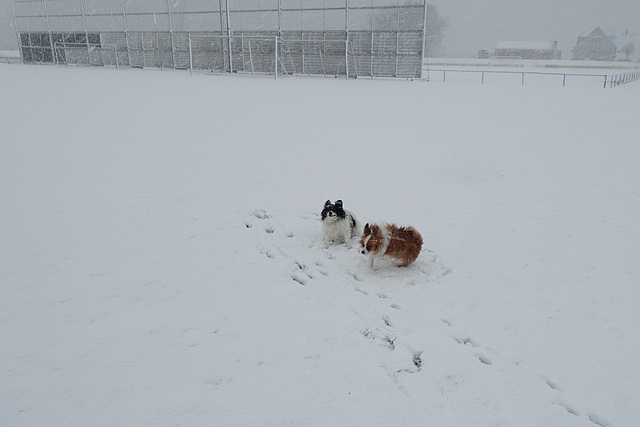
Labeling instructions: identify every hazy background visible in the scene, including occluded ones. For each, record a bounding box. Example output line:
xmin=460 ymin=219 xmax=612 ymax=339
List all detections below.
xmin=1 ymin=0 xmax=639 ymax=58
xmin=431 ymin=0 xmax=640 ymax=59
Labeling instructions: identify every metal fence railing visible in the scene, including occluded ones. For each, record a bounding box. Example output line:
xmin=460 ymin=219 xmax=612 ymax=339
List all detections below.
xmin=184 ymin=33 xmax=424 ymax=79
xmin=188 ymin=34 xmax=279 ymax=77
xmin=609 ymin=71 xmax=640 ymax=87
xmin=53 ymin=42 xmax=120 ymax=67
xmin=425 ymin=68 xmax=640 ymax=88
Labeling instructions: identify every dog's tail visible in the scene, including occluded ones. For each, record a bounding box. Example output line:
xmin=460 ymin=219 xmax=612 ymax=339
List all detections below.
xmin=412 ymin=228 xmax=424 ymax=249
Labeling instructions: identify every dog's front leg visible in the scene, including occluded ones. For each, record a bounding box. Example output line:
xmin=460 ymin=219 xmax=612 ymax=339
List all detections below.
xmin=325 ymin=235 xmax=334 ymax=248
xmin=370 ymin=255 xmax=378 ymax=271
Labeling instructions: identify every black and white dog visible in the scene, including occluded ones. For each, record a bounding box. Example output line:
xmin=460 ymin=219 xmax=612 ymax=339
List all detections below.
xmin=321 ymin=200 xmax=361 ymax=249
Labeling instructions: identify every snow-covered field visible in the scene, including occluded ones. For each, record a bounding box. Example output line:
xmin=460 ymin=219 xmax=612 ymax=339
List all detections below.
xmin=1 ymin=63 xmax=639 ymax=426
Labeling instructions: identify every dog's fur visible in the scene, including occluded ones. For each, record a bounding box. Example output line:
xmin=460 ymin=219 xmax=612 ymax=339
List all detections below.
xmin=321 ymin=200 xmax=361 ymax=249
xmin=360 ymin=223 xmax=423 ymax=270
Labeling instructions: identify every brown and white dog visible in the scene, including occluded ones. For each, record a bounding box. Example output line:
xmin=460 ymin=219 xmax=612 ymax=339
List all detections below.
xmin=360 ymin=223 xmax=423 ymax=271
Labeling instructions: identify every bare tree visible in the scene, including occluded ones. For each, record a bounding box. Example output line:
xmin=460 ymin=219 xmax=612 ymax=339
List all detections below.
xmin=623 ymin=42 xmax=635 ymax=61
xmin=376 ymin=2 xmax=448 ymax=57
xmin=424 ymin=4 xmax=449 ymax=57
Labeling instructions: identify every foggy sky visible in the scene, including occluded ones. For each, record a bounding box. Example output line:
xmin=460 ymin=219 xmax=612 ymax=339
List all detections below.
xmin=1 ymin=0 xmax=639 ymax=59
xmin=432 ymin=0 xmax=640 ymax=59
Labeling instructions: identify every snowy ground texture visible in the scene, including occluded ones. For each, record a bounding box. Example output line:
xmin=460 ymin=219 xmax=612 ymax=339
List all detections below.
xmin=2 ymin=64 xmax=640 ymax=426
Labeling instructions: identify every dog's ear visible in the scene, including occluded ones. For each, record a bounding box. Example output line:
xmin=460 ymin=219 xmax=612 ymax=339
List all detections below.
xmin=363 ymin=223 xmax=370 ymax=234
xmin=335 ymin=200 xmax=343 ymax=207
xmin=324 ymin=200 xmax=332 ymax=207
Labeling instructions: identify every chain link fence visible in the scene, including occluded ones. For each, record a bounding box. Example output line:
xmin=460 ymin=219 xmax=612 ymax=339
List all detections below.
xmin=12 ymin=0 xmax=426 ymax=78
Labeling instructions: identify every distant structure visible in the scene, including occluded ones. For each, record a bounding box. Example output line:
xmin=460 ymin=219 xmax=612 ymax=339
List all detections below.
xmin=494 ymin=41 xmax=560 ymax=60
xmin=572 ymin=27 xmax=617 ymax=61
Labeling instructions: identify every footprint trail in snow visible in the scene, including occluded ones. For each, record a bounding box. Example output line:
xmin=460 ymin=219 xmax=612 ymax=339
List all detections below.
xmin=243 ymin=208 xmax=612 ymax=425
xmin=245 ymin=208 xmax=452 ymax=403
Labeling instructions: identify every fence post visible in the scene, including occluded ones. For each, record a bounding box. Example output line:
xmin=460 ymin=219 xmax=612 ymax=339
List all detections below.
xmin=228 ymin=36 xmax=233 ymax=74
xmin=188 ymin=35 xmax=193 ymax=75
xmin=345 ymin=39 xmax=349 ymax=79
xmin=248 ymin=38 xmax=254 ymax=76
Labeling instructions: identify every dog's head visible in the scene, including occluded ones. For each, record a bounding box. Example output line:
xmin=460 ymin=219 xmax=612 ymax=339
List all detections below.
xmin=360 ymin=223 xmax=382 ymax=255
xmin=321 ymin=199 xmax=347 ymax=222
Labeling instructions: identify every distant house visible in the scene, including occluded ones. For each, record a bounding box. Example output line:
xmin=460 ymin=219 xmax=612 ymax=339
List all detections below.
xmin=494 ymin=41 xmax=560 ymax=60
xmin=572 ymin=27 xmax=617 ymax=61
